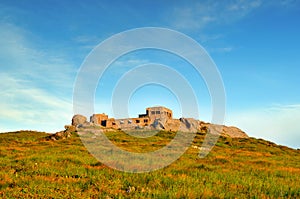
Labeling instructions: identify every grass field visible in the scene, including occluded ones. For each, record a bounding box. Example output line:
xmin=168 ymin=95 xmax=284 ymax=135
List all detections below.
xmin=0 ymin=130 xmax=299 ymax=198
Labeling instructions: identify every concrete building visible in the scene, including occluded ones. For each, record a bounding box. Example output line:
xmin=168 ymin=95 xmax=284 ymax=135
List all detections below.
xmin=90 ymin=113 xmax=108 ymax=126
xmin=143 ymin=106 xmax=172 ymax=121
xmin=90 ymin=106 xmax=173 ymax=129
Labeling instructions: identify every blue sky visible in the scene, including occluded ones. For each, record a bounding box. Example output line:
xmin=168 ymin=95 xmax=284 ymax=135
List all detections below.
xmin=0 ymin=0 xmax=299 ymax=148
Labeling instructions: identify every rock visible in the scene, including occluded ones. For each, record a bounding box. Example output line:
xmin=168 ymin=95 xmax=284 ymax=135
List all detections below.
xmin=179 ymin=118 xmax=200 ymax=132
xmin=164 ymin=119 xmax=180 ymax=131
xmin=46 ymin=124 xmax=78 ymax=141
xmin=65 ymin=125 xmax=76 ymax=132
xmin=221 ymin=126 xmax=248 ymax=138
xmin=150 ymin=118 xmax=182 ymax=132
xmin=151 ymin=118 xmax=166 ymax=130
xmin=72 ymin=115 xmax=87 ymax=126
xmin=150 ymin=118 xmax=201 ymax=132
xmin=47 ymin=130 xmax=72 ymax=141
xmin=199 ymin=122 xmax=248 ymax=138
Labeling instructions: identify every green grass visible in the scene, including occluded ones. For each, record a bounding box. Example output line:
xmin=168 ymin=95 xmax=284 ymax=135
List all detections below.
xmin=0 ymin=130 xmax=299 ymax=198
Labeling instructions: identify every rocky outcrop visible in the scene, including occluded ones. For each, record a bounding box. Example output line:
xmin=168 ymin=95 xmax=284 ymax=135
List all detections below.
xmin=179 ymin=118 xmax=200 ymax=132
xmin=151 ymin=119 xmax=166 ymax=130
xmin=47 ymin=125 xmax=77 ymax=141
xmin=69 ymin=114 xmax=248 ymax=139
xmin=221 ymin=125 xmax=248 ymax=138
xmin=72 ymin=115 xmax=87 ymax=126
xmin=164 ymin=119 xmax=181 ymax=131
xmin=150 ymin=118 xmax=200 ymax=132
xmin=199 ymin=122 xmax=248 ymax=138
xmin=130 ymin=118 xmax=248 ymax=138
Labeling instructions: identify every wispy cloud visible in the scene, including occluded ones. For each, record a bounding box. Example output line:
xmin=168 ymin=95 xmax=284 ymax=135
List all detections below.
xmin=227 ymin=104 xmax=300 ymax=149
xmin=113 ymin=58 xmax=150 ymax=68
xmin=277 ymin=0 xmax=299 ymax=6
xmin=198 ymin=34 xmax=224 ymax=43
xmin=0 ymin=73 xmax=72 ymax=133
xmin=99 ymin=56 xmax=150 ymax=77
xmin=227 ymin=0 xmax=262 ymax=11
xmin=170 ymin=0 xmax=262 ymax=31
xmin=72 ymin=35 xmax=105 ymax=50
xmin=0 ymin=21 xmax=75 ymax=132
xmin=168 ymin=0 xmax=262 ymax=55
xmin=207 ymin=46 xmax=234 ymax=53
xmin=0 ymin=22 xmax=76 ymax=89
xmin=171 ymin=3 xmax=216 ymax=30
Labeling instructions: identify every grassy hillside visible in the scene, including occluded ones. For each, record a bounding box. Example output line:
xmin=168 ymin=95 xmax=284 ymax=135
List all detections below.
xmin=0 ymin=130 xmax=299 ymax=198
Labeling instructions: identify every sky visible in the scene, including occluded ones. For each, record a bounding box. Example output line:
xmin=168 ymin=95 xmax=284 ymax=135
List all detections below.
xmin=0 ymin=0 xmax=300 ymax=149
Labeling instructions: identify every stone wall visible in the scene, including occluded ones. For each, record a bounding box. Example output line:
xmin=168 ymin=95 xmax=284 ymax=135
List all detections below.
xmin=90 ymin=114 xmax=108 ymax=126
xmin=145 ymin=106 xmax=173 ymax=122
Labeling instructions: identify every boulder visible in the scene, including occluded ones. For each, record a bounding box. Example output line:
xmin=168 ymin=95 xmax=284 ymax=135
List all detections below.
xmin=199 ymin=122 xmax=248 ymax=138
xmin=179 ymin=118 xmax=200 ymax=132
xmin=64 ymin=125 xmax=76 ymax=132
xmin=222 ymin=126 xmax=248 ymax=138
xmin=151 ymin=118 xmax=167 ymax=130
xmin=47 ymin=130 xmax=72 ymax=141
xmin=164 ymin=119 xmax=180 ymax=131
xmin=150 ymin=118 xmax=200 ymax=132
xmin=72 ymin=114 xmax=87 ymax=126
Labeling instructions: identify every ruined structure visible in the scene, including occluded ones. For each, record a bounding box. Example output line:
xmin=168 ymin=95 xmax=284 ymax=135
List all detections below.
xmin=140 ymin=106 xmax=172 ymax=121
xmin=90 ymin=106 xmax=173 ymax=129
xmin=90 ymin=113 xmax=108 ymax=126
xmin=82 ymin=106 xmax=248 ymax=138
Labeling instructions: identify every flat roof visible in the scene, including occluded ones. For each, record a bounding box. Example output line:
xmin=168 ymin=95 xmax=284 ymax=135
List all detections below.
xmin=146 ymin=106 xmax=172 ymax=111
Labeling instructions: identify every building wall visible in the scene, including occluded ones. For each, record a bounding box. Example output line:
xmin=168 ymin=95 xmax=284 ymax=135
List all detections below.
xmin=146 ymin=106 xmax=173 ymax=122
xmin=106 ymin=118 xmax=118 ymax=129
xmin=115 ymin=117 xmax=150 ymax=129
xmin=90 ymin=106 xmax=173 ymax=129
xmin=90 ymin=114 xmax=108 ymax=126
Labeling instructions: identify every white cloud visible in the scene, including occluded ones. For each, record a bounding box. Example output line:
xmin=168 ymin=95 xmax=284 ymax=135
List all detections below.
xmin=113 ymin=58 xmax=150 ymax=68
xmin=226 ymin=104 xmax=300 ymax=149
xmin=0 ymin=73 xmax=72 ymax=133
xmin=171 ymin=4 xmax=216 ymax=30
xmin=207 ymin=47 xmax=234 ymax=53
xmin=278 ymin=0 xmax=299 ymax=6
xmin=0 ymin=21 xmax=75 ymax=133
xmin=227 ymin=0 xmax=262 ymax=11
xmin=0 ymin=22 xmax=76 ymax=90
xmin=198 ymin=34 xmax=224 ymax=43
xmin=170 ymin=0 xmax=262 ymax=30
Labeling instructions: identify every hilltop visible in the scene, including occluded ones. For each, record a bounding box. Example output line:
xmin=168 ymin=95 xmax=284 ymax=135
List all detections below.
xmin=0 ymin=128 xmax=299 ymax=198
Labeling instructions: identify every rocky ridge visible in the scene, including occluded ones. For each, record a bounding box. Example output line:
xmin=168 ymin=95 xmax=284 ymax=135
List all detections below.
xmin=76 ymin=115 xmax=248 ymax=138
xmin=48 ymin=114 xmax=248 ymax=140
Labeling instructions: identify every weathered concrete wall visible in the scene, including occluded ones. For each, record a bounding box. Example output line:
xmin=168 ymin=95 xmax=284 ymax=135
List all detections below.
xmin=146 ymin=106 xmax=173 ymax=122
xmin=114 ymin=118 xmax=150 ymax=129
xmin=90 ymin=114 xmax=108 ymax=126
xmin=106 ymin=118 xmax=118 ymax=129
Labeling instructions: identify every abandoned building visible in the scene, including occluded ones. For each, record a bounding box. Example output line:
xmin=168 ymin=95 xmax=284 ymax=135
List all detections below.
xmin=90 ymin=113 xmax=108 ymax=126
xmin=90 ymin=106 xmax=173 ymax=129
xmin=139 ymin=106 xmax=172 ymax=121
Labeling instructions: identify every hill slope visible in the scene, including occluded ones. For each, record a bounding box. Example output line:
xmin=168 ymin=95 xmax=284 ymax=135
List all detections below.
xmin=0 ymin=130 xmax=299 ymax=198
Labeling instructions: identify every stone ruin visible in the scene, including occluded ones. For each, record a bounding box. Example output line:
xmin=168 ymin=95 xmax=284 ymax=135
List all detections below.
xmin=90 ymin=106 xmax=175 ymax=130
xmin=70 ymin=106 xmax=249 ymax=138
